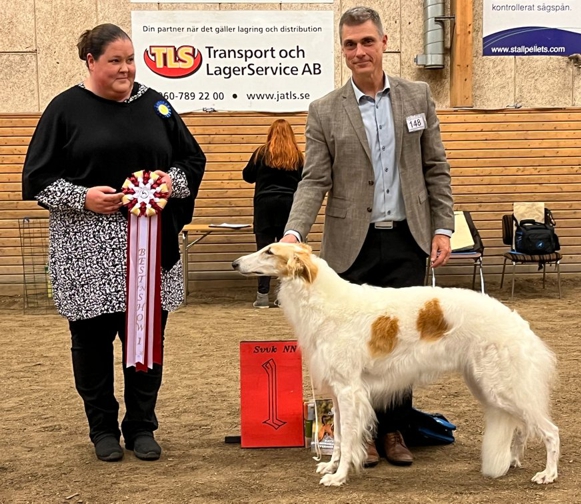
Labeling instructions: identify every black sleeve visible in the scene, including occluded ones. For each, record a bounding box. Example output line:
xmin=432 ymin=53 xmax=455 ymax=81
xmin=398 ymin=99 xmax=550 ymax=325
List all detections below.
xmin=242 ymin=149 xmax=260 ymax=183
xmin=22 ymin=99 xmax=67 ymax=200
xmin=160 ymin=109 xmax=206 ymax=270
xmin=168 ymin=110 xmax=206 ymax=200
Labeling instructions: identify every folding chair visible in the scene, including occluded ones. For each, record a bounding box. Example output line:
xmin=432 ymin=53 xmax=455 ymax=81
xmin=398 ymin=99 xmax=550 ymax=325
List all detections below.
xmin=427 ymin=211 xmax=485 ymax=293
xmin=499 ymin=213 xmax=562 ymax=299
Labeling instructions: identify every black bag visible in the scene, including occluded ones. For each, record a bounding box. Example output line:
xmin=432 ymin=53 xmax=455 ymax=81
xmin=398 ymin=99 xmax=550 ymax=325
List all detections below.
xmin=401 ymin=408 xmax=456 ymax=447
xmin=514 ymin=217 xmax=560 ymax=255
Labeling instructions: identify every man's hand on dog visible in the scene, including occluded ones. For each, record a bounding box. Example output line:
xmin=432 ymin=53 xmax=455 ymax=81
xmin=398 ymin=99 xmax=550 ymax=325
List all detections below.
xmin=280 ymin=234 xmax=299 ymax=244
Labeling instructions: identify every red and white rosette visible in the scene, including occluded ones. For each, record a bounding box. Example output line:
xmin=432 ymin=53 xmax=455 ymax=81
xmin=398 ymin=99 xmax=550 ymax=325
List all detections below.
xmin=122 ymin=170 xmax=169 ymax=372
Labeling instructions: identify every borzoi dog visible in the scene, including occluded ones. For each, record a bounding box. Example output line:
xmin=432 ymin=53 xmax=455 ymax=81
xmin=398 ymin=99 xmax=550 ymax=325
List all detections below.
xmin=232 ymin=243 xmax=559 ymax=487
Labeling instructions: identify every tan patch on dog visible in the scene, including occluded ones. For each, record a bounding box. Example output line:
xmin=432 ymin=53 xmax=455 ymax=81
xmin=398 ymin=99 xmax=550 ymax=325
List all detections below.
xmin=416 ymin=298 xmax=449 ymax=341
xmin=369 ymin=316 xmax=399 ymax=356
xmin=271 ymin=243 xmax=318 ymax=283
xmin=292 ymin=251 xmax=318 ymax=283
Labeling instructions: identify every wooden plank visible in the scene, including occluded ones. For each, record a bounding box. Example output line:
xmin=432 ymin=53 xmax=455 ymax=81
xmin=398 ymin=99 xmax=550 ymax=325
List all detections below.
xmin=444 ymin=139 xmax=581 ymax=150
xmin=453 ymin=192 xmax=581 ymax=203
xmin=0 ymin=128 xmax=36 ymax=137
xmin=0 ymin=155 xmax=25 ymax=164
xmin=0 ymin=137 xmax=31 ymax=146
xmin=450 ymin=157 xmax=581 ymax=167
xmin=440 ymin=121 xmax=581 ymax=132
xmin=451 ymin=166 xmax=581 ymax=176
xmin=441 ymin=130 xmax=581 ymax=141
xmin=447 ymin=148 xmax=581 ymax=159
xmin=198 ymin=144 xmax=262 ymax=154
xmin=0 ymin=173 xmax=22 ymax=183
xmin=450 ymin=0 xmax=473 ymax=107
xmin=190 ymin=134 xmax=305 ymax=145
xmin=452 ymin=175 xmax=581 ymax=185
xmin=181 ymin=114 xmax=306 ymax=126
xmin=0 ymin=147 xmax=27 ymax=155
xmin=437 ymin=111 xmax=581 ymax=122
xmin=0 ymin=164 xmax=25 ymax=173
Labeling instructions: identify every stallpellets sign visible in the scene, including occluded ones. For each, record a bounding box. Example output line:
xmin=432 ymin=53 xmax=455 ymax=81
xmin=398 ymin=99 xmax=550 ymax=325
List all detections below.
xmin=132 ymin=11 xmax=334 ymax=113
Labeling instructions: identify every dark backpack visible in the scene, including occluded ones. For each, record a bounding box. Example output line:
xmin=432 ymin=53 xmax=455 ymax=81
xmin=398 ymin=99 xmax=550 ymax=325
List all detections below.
xmin=513 ymin=215 xmax=560 ymax=255
xmin=401 ymin=408 xmax=456 ymax=447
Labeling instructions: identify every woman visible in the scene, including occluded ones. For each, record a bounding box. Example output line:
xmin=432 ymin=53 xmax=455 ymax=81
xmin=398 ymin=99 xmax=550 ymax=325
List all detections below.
xmin=242 ymin=119 xmax=303 ymax=308
xmin=22 ymin=24 xmax=206 ymax=462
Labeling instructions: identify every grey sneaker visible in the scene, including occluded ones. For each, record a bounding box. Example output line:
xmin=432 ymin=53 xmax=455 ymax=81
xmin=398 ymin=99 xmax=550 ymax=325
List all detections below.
xmin=253 ymin=292 xmax=269 ymax=309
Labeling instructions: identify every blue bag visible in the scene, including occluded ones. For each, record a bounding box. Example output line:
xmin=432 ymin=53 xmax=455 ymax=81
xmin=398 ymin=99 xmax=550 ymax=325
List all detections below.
xmin=401 ymin=408 xmax=456 ymax=446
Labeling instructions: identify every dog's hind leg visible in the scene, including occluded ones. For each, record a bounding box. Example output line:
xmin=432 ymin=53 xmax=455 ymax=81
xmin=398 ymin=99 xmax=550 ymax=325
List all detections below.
xmin=317 ymin=394 xmax=341 ymax=476
xmin=510 ymin=428 xmax=526 ymax=468
xmin=476 ymin=381 xmax=559 ymax=483
xmin=319 ymin=386 xmax=373 ymax=487
xmin=464 ymin=368 xmax=518 ymax=478
xmin=530 ymin=417 xmax=559 ymax=484
xmin=481 ymin=407 xmax=519 ymax=478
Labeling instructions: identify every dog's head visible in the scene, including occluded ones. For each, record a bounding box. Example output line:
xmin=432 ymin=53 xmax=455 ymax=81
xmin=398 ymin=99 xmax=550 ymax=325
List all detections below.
xmin=232 ymin=242 xmax=318 ymax=283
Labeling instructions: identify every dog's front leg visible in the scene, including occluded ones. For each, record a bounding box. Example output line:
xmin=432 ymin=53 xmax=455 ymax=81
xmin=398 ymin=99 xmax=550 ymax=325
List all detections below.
xmin=316 ymin=394 xmax=341 ymax=475
xmin=319 ymin=387 xmax=364 ymax=487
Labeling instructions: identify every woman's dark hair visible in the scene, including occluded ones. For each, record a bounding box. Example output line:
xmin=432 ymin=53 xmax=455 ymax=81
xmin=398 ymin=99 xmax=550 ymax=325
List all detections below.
xmin=77 ymin=23 xmax=131 ymax=65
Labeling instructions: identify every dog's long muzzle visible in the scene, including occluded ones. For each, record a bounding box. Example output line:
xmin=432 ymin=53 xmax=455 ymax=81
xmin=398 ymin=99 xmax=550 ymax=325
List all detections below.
xmin=232 ymin=258 xmax=262 ymax=276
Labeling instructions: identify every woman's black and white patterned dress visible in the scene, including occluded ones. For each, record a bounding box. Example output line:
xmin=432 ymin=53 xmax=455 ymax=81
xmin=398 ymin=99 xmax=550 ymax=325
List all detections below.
xmin=23 ymin=83 xmax=206 ymax=321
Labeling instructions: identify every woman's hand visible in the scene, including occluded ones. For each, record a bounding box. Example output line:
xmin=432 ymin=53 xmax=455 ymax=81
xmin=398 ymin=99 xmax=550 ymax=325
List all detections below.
xmin=85 ymin=186 xmax=123 ymax=214
xmin=154 ymin=170 xmax=173 ymax=197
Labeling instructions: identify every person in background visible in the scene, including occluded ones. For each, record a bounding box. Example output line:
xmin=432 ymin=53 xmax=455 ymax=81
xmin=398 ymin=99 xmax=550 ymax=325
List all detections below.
xmin=22 ymin=23 xmax=206 ymax=462
xmin=281 ymin=6 xmax=454 ymax=468
xmin=243 ymin=119 xmax=303 ymax=308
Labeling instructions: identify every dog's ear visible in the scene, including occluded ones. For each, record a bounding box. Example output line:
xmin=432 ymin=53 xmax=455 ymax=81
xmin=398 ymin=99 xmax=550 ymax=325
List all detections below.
xmin=287 ymin=249 xmax=317 ymax=283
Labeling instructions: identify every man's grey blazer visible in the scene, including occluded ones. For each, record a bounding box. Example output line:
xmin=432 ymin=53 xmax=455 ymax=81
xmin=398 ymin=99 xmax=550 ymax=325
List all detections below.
xmin=285 ymin=76 xmax=455 ymax=273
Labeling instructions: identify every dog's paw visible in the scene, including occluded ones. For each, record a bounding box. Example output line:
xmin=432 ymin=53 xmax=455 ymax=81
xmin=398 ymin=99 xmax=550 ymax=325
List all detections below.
xmin=316 ymin=460 xmax=338 ymax=475
xmin=319 ymin=473 xmax=347 ymax=487
xmin=531 ymin=470 xmax=558 ymax=484
xmin=510 ymin=457 xmax=522 ymax=468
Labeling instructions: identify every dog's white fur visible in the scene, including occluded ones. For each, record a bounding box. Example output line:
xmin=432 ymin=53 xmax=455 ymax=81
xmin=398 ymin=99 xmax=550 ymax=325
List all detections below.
xmin=232 ymin=243 xmax=559 ymax=487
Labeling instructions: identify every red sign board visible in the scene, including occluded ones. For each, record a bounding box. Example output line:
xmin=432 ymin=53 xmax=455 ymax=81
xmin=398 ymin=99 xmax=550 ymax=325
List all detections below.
xmin=240 ymin=340 xmax=304 ymax=448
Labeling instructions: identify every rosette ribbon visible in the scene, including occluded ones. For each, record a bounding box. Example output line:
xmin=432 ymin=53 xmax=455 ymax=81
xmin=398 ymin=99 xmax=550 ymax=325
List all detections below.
xmin=121 ymin=170 xmax=169 ymax=372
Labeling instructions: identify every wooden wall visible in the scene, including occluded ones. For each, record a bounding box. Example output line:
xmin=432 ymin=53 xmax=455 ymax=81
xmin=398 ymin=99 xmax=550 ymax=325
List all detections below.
xmin=2 ymin=108 xmax=581 ymax=295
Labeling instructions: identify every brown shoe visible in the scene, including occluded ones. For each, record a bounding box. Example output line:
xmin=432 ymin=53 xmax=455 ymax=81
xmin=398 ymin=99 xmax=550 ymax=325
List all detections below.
xmin=382 ymin=431 xmax=413 ymax=466
xmin=363 ymin=440 xmax=380 ymax=468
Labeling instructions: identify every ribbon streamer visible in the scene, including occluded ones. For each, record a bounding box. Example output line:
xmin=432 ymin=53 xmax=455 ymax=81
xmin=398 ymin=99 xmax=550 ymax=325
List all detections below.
xmin=122 ymin=171 xmax=169 ymax=372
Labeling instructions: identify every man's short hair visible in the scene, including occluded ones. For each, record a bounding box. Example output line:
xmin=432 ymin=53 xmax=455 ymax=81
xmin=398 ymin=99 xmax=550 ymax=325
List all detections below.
xmin=339 ymin=6 xmax=384 ymax=41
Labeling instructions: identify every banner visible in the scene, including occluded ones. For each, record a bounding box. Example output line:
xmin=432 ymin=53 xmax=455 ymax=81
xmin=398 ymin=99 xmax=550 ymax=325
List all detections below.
xmin=483 ymin=0 xmax=581 ymax=56
xmin=131 ymin=10 xmax=334 ymax=112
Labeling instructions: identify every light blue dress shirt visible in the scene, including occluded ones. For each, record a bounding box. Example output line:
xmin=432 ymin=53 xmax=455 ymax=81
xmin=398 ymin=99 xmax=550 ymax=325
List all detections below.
xmin=351 ymin=74 xmax=406 ymax=223
xmin=351 ymin=75 xmax=452 ymax=238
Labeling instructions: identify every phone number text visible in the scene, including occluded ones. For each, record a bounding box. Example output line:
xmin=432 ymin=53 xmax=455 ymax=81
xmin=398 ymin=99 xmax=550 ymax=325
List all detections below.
xmin=161 ymin=91 xmax=225 ymax=101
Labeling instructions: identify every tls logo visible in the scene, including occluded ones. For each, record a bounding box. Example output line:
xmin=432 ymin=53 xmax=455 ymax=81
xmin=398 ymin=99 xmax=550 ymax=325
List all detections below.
xmin=144 ymin=45 xmax=203 ymax=78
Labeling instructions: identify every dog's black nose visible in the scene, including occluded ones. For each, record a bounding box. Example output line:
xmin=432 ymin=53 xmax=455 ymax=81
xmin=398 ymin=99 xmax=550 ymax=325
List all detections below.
xmin=232 ymin=259 xmax=239 ymax=270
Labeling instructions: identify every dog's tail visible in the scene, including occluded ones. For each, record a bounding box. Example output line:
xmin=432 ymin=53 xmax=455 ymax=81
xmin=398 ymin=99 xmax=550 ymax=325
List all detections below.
xmin=481 ymin=407 xmax=519 ymax=478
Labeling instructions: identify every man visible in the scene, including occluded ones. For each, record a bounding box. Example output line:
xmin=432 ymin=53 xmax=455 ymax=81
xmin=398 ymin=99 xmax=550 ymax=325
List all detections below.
xmin=281 ymin=7 xmax=454 ymax=468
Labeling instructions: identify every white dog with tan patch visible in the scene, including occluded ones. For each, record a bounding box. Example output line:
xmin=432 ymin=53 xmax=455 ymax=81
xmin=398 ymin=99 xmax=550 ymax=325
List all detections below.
xmin=232 ymin=242 xmax=559 ymax=487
